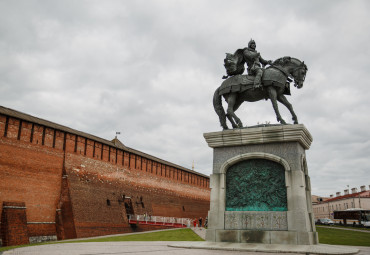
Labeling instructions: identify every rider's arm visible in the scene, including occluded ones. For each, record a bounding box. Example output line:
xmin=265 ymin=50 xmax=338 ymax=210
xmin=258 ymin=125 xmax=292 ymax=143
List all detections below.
xmin=260 ymin=56 xmax=272 ymax=66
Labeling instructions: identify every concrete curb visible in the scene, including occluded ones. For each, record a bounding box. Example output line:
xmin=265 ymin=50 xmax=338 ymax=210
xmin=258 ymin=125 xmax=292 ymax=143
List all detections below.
xmin=169 ymin=241 xmax=360 ymax=254
xmin=190 ymin=227 xmax=206 ymax=240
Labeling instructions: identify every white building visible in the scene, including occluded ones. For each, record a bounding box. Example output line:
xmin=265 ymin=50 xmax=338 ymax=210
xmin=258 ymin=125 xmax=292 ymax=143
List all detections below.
xmin=313 ymin=185 xmax=370 ymax=222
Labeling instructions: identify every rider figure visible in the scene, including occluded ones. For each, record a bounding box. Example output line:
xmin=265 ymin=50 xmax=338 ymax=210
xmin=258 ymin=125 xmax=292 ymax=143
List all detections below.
xmin=243 ymin=39 xmax=272 ymax=89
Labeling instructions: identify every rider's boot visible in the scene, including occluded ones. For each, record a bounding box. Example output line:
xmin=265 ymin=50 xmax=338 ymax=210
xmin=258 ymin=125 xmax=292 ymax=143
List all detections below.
xmin=253 ymin=69 xmax=263 ymax=89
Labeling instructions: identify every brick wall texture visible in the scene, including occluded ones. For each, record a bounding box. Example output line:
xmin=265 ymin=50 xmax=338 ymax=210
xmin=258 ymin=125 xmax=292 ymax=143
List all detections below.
xmin=0 ymin=111 xmax=210 ymax=245
xmin=1 ymin=202 xmax=29 ymax=246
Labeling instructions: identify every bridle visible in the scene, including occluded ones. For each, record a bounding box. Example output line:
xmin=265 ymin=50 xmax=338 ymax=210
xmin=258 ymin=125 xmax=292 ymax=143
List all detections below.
xmin=291 ymin=62 xmax=307 ymax=87
xmin=268 ymin=58 xmax=307 ymax=87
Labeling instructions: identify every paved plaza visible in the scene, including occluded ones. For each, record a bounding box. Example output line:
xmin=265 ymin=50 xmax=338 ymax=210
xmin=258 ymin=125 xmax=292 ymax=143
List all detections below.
xmin=2 ymin=241 xmax=370 ymax=255
xmin=1 ymin=228 xmax=369 ymax=255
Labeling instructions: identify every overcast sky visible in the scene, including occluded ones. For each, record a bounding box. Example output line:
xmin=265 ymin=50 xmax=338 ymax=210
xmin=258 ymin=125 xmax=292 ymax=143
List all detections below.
xmin=1 ymin=0 xmax=369 ymax=197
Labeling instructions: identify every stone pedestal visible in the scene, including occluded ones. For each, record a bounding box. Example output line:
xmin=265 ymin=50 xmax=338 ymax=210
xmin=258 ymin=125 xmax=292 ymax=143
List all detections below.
xmin=204 ymin=124 xmax=318 ymax=245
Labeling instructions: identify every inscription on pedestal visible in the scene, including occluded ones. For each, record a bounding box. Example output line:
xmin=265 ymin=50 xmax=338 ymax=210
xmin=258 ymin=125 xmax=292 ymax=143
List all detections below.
xmin=225 ymin=211 xmax=288 ymax=230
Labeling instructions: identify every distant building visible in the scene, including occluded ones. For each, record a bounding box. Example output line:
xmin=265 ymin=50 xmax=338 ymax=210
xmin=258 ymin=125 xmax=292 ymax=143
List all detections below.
xmin=312 ymin=186 xmax=370 ymax=221
xmin=311 ymin=194 xmax=329 ymax=205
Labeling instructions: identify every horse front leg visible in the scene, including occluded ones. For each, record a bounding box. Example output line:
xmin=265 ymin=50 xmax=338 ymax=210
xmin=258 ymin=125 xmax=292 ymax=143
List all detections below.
xmin=233 ymin=99 xmax=245 ymax=127
xmin=226 ymin=93 xmax=243 ymax=128
xmin=277 ymin=94 xmax=298 ymax=124
xmin=267 ymin=87 xmax=286 ymax=124
xmin=225 ymin=115 xmax=236 ymax=128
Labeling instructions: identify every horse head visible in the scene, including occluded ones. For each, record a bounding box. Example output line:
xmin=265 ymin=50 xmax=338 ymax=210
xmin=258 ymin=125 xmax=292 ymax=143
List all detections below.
xmin=273 ymin=57 xmax=308 ymax=89
xmin=290 ymin=58 xmax=307 ymax=89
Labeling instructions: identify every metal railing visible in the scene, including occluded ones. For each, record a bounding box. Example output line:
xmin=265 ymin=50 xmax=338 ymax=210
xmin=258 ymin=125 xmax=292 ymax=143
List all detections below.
xmin=128 ymin=214 xmax=192 ymax=228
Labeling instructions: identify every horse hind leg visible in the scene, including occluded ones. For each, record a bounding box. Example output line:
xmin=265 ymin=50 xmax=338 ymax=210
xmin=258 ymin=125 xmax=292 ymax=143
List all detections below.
xmin=277 ymin=94 xmax=298 ymax=124
xmin=213 ymin=89 xmax=229 ymax=130
xmin=219 ymin=114 xmax=229 ymax=130
xmin=233 ymin=98 xmax=245 ymax=127
xmin=226 ymin=93 xmax=243 ymax=128
xmin=223 ymin=94 xmax=237 ymax=128
xmin=215 ymin=105 xmax=229 ymax=129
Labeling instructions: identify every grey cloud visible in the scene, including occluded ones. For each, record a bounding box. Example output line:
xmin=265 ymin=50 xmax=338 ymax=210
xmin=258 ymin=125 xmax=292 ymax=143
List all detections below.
xmin=1 ymin=0 xmax=370 ymax=197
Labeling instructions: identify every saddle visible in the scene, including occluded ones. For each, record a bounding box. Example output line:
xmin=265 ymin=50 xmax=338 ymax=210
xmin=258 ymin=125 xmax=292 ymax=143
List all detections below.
xmin=218 ymin=74 xmax=254 ymax=96
xmin=219 ymin=66 xmax=291 ymax=97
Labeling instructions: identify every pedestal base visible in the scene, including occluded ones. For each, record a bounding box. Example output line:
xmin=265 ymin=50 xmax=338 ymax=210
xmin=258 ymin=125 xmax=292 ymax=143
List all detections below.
xmin=206 ymin=229 xmax=318 ymax=245
xmin=203 ymin=124 xmax=318 ymax=245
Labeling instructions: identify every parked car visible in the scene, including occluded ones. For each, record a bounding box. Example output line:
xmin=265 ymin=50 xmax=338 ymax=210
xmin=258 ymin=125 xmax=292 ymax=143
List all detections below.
xmin=316 ymin=218 xmax=334 ymax=225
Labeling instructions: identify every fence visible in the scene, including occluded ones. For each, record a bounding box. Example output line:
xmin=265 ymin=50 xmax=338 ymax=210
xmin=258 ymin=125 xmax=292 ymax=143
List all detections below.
xmin=127 ymin=214 xmax=192 ymax=228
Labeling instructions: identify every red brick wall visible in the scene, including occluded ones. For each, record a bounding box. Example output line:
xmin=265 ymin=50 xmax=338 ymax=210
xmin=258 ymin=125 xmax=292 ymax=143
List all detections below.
xmin=0 ymin=137 xmax=64 ymax=223
xmin=55 ymin=175 xmax=77 ymax=240
xmin=1 ymin=202 xmax=29 ymax=246
xmin=27 ymin=223 xmax=56 ymax=237
xmin=64 ymin=152 xmax=209 ymax=238
xmin=0 ymin=113 xmax=210 ymax=242
xmin=0 ymin=116 xmax=65 ymax=245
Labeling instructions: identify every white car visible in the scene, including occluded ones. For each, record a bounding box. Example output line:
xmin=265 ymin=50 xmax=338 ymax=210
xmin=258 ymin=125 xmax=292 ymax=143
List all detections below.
xmin=316 ymin=218 xmax=334 ymax=225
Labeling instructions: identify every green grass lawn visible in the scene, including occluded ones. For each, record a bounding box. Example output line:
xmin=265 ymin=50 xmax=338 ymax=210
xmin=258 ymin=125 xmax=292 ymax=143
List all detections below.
xmin=0 ymin=228 xmax=203 ymax=252
xmin=316 ymin=226 xmax=370 ymax=246
xmin=69 ymin=228 xmax=204 ymax=242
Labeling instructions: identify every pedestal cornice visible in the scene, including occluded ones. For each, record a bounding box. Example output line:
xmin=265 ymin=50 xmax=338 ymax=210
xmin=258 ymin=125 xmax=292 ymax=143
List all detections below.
xmin=204 ymin=124 xmax=312 ymax=150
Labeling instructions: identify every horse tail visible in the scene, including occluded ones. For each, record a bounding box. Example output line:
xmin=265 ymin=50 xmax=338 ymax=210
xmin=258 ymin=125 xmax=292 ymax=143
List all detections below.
xmin=213 ymin=87 xmax=228 ymax=129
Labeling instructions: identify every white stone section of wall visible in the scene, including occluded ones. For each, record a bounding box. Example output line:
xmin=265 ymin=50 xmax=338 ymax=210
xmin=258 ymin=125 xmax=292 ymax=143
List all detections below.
xmin=29 ymin=235 xmax=57 ymax=244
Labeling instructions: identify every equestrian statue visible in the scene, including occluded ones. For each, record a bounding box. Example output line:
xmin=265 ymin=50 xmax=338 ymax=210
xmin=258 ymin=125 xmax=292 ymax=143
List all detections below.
xmin=214 ymin=39 xmax=308 ymax=130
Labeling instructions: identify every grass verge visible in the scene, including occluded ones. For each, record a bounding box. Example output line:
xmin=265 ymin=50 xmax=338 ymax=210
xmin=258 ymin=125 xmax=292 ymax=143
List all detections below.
xmin=327 ymin=225 xmax=370 ymax=231
xmin=68 ymin=228 xmax=204 ymax=242
xmin=317 ymin=226 xmax=370 ymax=246
xmin=0 ymin=228 xmax=203 ymax=252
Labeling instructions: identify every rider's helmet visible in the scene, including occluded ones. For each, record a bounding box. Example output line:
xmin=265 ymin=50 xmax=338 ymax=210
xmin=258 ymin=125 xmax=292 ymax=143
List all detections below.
xmin=248 ymin=39 xmax=256 ymax=48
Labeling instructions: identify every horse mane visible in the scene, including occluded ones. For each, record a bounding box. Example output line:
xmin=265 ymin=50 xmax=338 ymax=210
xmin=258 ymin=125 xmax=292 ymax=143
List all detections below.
xmin=292 ymin=57 xmax=308 ymax=70
xmin=272 ymin=56 xmax=291 ymax=66
xmin=273 ymin=56 xmax=308 ymax=70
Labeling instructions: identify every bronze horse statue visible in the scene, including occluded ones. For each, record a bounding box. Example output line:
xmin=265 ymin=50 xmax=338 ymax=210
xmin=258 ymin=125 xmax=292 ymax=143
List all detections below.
xmin=213 ymin=57 xmax=307 ymax=129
